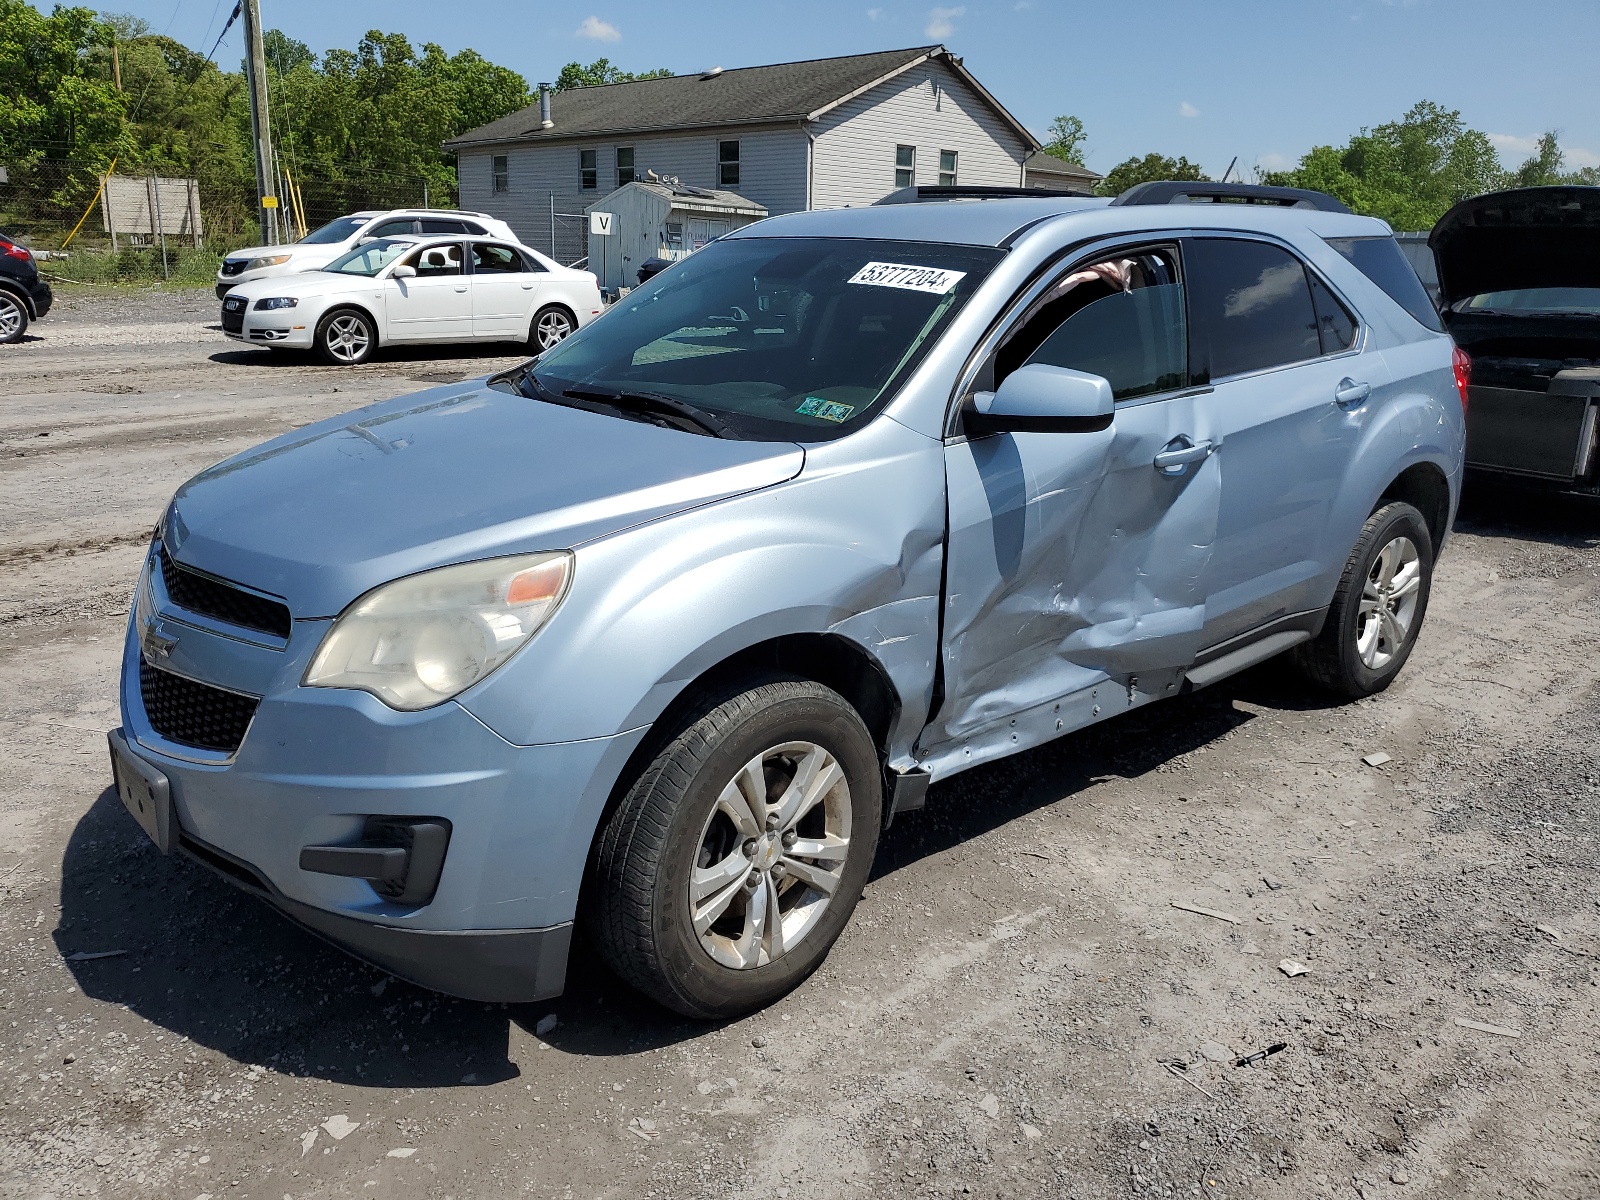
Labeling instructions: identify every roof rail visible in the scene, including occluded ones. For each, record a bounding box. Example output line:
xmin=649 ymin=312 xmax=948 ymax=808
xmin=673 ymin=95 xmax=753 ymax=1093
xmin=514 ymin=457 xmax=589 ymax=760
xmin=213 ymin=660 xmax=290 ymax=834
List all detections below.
xmin=1110 ymin=181 xmax=1352 ymax=214
xmin=874 ymin=185 xmax=1084 ymax=205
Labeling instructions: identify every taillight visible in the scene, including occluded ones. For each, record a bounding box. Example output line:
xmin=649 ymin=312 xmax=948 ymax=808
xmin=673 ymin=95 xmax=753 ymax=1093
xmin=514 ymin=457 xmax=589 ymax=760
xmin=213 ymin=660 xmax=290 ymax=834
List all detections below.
xmin=0 ymin=240 xmax=30 ymax=263
xmin=1451 ymin=345 xmax=1471 ymax=413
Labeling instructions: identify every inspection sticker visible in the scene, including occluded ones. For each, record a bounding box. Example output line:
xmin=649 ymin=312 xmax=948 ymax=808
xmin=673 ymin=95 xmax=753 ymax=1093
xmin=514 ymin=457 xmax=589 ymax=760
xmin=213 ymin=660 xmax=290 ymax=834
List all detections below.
xmin=848 ymin=261 xmax=966 ymax=295
xmin=796 ymin=397 xmax=856 ymax=423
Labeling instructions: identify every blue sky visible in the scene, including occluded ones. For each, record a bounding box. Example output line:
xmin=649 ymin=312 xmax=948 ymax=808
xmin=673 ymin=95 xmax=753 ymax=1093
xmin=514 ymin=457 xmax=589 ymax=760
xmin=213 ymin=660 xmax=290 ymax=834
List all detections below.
xmin=124 ymin=0 xmax=1600 ymax=178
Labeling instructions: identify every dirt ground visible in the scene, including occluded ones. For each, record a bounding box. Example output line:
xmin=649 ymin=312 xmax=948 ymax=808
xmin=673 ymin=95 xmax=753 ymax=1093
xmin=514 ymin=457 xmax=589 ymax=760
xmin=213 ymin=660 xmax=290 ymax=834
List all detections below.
xmin=2 ymin=288 xmax=1598 ymax=1200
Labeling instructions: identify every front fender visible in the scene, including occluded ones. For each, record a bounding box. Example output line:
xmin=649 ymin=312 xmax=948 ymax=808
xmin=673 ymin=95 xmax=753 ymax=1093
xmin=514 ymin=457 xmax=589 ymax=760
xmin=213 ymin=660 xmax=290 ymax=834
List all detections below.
xmin=457 ymin=416 xmax=949 ymax=754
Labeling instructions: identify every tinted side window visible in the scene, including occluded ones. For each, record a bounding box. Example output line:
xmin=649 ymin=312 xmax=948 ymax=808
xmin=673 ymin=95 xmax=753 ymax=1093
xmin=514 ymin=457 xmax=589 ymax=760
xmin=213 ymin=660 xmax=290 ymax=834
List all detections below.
xmin=472 ymin=243 xmax=522 ymax=273
xmin=1189 ymin=239 xmax=1320 ymax=379
xmin=519 ymin=250 xmax=547 ymax=273
xmin=369 ymin=218 xmax=418 ymax=237
xmin=1309 ymin=273 xmax=1358 ymax=354
xmin=1326 ymin=236 xmax=1443 ymax=332
xmin=1000 ymin=249 xmax=1187 ymax=401
xmin=420 ymin=217 xmax=469 ymax=234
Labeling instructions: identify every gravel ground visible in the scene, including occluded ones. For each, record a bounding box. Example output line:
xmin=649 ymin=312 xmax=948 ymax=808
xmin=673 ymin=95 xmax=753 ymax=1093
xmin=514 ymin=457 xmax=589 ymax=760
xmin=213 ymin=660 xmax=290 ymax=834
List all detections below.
xmin=2 ymin=288 xmax=1599 ymax=1200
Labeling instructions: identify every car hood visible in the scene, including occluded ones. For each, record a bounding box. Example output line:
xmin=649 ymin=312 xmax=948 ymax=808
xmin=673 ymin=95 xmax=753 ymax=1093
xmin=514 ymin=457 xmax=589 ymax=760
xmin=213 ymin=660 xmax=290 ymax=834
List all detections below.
xmin=1430 ymin=186 xmax=1600 ymax=306
xmin=225 ymin=271 xmax=375 ymax=302
xmin=224 ymin=242 xmax=341 ymax=265
xmin=167 ymin=381 xmax=805 ymax=617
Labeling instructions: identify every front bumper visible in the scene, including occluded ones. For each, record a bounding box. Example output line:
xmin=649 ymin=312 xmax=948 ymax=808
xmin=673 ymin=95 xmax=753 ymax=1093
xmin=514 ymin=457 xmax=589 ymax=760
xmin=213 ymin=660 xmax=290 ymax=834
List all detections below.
xmin=27 ymin=278 xmax=52 ymax=319
xmin=117 ymin=560 xmax=647 ymax=1000
xmin=225 ymin=314 xmax=315 ymax=348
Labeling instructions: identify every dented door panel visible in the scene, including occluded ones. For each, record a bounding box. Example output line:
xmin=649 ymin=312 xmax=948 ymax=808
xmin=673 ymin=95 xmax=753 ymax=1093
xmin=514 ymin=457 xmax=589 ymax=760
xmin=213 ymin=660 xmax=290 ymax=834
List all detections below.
xmin=921 ymin=392 xmax=1220 ymax=769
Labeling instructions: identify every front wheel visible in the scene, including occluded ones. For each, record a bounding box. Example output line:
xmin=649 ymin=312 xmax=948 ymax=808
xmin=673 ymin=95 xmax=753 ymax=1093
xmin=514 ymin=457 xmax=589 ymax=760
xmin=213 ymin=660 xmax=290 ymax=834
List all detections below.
xmin=315 ymin=307 xmax=376 ymax=366
xmin=0 ymin=291 xmax=28 ymax=344
xmin=1293 ymin=501 xmax=1434 ymax=698
xmin=589 ymin=679 xmax=882 ymax=1018
xmin=529 ymin=305 xmax=575 ymax=352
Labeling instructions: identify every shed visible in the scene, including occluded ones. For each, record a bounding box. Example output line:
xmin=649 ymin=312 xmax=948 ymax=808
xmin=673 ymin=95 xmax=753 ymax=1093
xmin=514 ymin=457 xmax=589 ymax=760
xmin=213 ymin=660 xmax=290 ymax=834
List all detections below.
xmin=1021 ymin=151 xmax=1101 ymax=196
xmin=584 ymin=179 xmax=768 ymax=290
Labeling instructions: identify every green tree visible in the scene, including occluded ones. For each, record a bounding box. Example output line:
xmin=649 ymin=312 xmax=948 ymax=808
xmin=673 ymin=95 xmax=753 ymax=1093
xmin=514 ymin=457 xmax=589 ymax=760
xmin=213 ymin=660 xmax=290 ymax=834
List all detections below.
xmin=1507 ymin=131 xmax=1600 ymax=188
xmin=1262 ymin=101 xmax=1503 ymax=229
xmin=1041 ymin=114 xmax=1087 ymax=165
xmin=554 ymin=57 xmax=673 ymax=90
xmin=0 ymin=1 xmax=127 ymax=163
xmin=1095 ymin=153 xmax=1207 ymax=197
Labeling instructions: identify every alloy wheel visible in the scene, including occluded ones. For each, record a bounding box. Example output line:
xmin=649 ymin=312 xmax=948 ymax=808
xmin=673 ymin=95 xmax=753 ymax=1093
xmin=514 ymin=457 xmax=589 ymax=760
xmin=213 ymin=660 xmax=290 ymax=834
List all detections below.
xmin=689 ymin=741 xmax=852 ymax=970
xmin=324 ymin=314 xmax=370 ymax=363
xmin=535 ymin=310 xmax=573 ymax=349
xmin=0 ymin=294 xmax=22 ymax=341
xmin=1356 ymin=535 xmax=1421 ymax=670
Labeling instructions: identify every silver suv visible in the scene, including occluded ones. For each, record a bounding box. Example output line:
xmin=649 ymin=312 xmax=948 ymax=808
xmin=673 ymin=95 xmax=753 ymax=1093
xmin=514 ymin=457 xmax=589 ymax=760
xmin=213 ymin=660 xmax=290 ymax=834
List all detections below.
xmin=115 ymin=182 xmax=1465 ymax=1018
xmin=214 ymin=208 xmax=521 ymax=298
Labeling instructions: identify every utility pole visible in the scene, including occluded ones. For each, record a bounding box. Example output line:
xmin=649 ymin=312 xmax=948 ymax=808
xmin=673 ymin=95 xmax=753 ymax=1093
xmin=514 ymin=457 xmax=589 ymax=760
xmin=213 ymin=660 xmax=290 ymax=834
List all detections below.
xmin=241 ymin=0 xmax=278 ymax=245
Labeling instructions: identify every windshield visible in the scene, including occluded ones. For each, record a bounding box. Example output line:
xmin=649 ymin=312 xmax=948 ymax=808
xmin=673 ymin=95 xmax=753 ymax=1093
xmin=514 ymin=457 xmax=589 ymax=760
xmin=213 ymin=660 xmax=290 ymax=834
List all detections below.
xmin=1454 ymin=288 xmax=1600 ymax=316
xmin=527 ymin=236 xmax=1005 ymax=441
xmin=300 ymin=215 xmax=368 ymax=245
xmin=323 ymin=238 xmax=413 ymax=277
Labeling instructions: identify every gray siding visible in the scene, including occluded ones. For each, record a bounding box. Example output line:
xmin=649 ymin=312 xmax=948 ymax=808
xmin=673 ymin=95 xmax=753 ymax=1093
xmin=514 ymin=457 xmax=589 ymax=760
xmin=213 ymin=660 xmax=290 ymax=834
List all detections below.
xmin=459 ymin=125 xmax=807 ymax=262
xmin=810 ymin=61 xmax=1029 ymax=209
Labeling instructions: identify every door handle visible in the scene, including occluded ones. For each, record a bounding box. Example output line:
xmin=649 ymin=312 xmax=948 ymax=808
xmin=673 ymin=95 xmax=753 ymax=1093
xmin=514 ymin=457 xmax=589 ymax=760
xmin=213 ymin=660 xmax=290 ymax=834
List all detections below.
xmin=1334 ymin=378 xmax=1371 ymax=408
xmin=1153 ymin=437 xmax=1215 ymax=475
xmin=521 ymin=282 xmax=535 ymax=289
xmin=454 ymin=285 xmax=468 ymax=293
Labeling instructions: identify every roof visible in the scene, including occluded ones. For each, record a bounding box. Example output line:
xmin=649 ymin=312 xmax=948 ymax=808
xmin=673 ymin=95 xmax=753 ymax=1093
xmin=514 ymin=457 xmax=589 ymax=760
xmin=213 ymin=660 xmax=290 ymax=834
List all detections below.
xmin=1022 ymin=152 xmax=1101 ymax=184
xmin=445 ymin=45 xmax=1036 ymax=152
xmin=586 ymin=180 xmax=768 ymax=216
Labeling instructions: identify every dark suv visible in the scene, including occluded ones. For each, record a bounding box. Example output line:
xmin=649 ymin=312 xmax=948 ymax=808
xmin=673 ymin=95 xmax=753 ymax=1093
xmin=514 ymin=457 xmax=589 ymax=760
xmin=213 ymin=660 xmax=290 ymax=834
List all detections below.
xmin=0 ymin=232 xmax=53 ymax=344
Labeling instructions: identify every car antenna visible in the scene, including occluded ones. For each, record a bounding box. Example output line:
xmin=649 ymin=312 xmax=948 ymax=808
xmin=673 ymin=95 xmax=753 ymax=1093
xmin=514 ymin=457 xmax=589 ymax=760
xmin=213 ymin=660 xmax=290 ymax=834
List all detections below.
xmin=1220 ymin=156 xmax=1238 ymax=184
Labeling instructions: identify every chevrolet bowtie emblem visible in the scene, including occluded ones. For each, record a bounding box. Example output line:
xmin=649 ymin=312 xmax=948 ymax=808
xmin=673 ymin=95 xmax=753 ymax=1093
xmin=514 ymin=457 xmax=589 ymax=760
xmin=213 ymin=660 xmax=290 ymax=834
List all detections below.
xmin=141 ymin=622 xmax=178 ymax=661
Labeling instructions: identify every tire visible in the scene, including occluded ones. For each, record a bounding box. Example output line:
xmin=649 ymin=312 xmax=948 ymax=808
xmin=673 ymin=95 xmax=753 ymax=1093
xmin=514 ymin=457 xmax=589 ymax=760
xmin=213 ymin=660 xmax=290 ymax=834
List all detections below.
xmin=589 ymin=678 xmax=882 ymax=1019
xmin=1293 ymin=501 xmax=1434 ymax=699
xmin=0 ymin=290 xmax=28 ymax=344
xmin=315 ymin=307 xmax=376 ymax=366
xmin=529 ymin=305 xmax=575 ymax=352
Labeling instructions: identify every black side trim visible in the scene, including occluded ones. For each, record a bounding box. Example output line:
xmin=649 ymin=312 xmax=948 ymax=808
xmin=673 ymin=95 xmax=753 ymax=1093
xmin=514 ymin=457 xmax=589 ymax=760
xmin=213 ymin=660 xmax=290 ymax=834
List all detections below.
xmin=1184 ymin=609 xmax=1328 ymax=692
xmin=884 ymin=767 xmax=931 ymax=828
xmin=962 ymin=410 xmax=1114 ymax=436
xmin=1193 ymin=608 xmax=1328 ymax=668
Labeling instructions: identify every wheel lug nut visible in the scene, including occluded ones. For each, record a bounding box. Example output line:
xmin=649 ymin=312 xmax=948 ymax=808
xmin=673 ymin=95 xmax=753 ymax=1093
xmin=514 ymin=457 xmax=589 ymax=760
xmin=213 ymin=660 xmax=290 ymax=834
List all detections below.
xmin=742 ymin=839 xmax=758 ymax=858
xmin=771 ymin=862 xmax=786 ymax=879
xmin=744 ymin=873 xmax=760 ymax=892
xmin=765 ymin=812 xmax=781 ymax=830
xmin=782 ymin=830 xmax=797 ymax=848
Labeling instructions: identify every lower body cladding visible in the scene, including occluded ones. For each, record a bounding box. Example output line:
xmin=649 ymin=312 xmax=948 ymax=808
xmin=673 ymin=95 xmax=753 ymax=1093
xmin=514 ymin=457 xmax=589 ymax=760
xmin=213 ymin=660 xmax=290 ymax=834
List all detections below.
xmin=114 ymin=621 xmax=647 ymax=1003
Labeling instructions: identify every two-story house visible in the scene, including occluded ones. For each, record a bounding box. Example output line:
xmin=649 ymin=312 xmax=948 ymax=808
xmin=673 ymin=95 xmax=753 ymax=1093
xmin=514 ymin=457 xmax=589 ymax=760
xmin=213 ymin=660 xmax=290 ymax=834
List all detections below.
xmin=444 ymin=45 xmax=1059 ymax=264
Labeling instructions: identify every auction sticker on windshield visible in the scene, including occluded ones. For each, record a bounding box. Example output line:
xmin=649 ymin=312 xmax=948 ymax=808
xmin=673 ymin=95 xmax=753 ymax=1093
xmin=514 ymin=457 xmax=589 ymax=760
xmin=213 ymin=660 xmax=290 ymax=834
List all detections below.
xmin=848 ymin=262 xmax=967 ymax=295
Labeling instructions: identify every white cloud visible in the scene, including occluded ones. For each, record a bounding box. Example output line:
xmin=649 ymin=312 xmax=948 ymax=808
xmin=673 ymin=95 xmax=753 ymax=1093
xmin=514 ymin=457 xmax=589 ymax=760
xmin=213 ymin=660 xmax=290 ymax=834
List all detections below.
xmin=1178 ymin=101 xmax=1199 ymax=119
xmin=1487 ymin=131 xmax=1540 ymax=158
xmin=925 ymin=5 xmax=964 ymax=37
xmin=1489 ymin=131 xmax=1600 ymax=168
xmin=1569 ymin=146 xmax=1600 ymax=169
xmin=866 ymin=6 xmax=885 ymax=19
xmin=1255 ymin=151 xmax=1295 ymax=172
xmin=575 ymin=15 xmax=620 ymax=41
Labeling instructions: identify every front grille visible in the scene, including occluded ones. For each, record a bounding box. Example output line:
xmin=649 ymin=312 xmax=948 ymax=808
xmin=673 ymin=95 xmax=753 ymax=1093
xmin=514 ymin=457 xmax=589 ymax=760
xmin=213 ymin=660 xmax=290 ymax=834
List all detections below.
xmin=221 ymin=259 xmax=247 ymax=276
xmin=221 ymin=297 xmax=245 ymax=334
xmin=159 ymin=544 xmax=291 ymax=638
xmin=139 ymin=660 xmax=260 ymax=754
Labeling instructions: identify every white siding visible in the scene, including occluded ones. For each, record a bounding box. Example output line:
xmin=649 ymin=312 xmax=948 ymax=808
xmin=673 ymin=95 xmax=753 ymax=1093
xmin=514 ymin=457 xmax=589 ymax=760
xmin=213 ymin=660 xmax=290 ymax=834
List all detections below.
xmin=459 ymin=124 xmax=807 ymax=261
xmin=810 ymin=61 xmax=1030 ymax=209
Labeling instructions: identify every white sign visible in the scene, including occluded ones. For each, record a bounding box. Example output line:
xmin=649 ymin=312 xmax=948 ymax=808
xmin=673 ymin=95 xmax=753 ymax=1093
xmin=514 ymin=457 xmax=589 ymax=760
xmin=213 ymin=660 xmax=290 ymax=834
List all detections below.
xmin=848 ymin=261 xmax=966 ymax=295
xmin=589 ymin=211 xmax=614 ymax=236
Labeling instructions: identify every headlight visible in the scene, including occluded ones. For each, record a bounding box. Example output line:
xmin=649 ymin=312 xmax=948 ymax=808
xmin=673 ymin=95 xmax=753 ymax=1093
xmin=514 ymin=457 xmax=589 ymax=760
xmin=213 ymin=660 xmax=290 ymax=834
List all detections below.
xmin=254 ymin=296 xmax=298 ymax=310
xmin=305 ymin=553 xmax=572 ymax=711
xmin=244 ymin=254 xmax=292 ymax=271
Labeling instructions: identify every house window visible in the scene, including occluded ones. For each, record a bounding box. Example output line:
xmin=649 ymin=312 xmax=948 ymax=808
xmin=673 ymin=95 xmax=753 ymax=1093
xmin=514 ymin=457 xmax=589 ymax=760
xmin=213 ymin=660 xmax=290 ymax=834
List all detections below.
xmin=616 ymin=146 xmax=635 ymax=189
xmin=939 ymin=150 xmax=958 ymax=187
xmin=895 ymin=144 xmax=915 ymax=189
xmin=579 ymin=148 xmax=597 ymax=190
xmin=718 ymin=140 xmax=740 ymax=188
xmin=491 ymin=155 xmax=509 ymax=194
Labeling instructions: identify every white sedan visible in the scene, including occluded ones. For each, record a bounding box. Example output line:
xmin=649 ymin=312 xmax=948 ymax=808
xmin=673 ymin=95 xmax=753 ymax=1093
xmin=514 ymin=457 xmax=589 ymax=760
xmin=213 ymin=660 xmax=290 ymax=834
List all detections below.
xmin=220 ymin=235 xmax=604 ymax=365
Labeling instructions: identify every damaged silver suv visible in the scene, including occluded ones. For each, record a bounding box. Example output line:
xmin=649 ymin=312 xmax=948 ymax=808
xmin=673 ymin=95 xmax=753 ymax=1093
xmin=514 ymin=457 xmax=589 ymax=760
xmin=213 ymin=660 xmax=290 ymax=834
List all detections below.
xmin=111 ymin=182 xmax=1465 ymax=1018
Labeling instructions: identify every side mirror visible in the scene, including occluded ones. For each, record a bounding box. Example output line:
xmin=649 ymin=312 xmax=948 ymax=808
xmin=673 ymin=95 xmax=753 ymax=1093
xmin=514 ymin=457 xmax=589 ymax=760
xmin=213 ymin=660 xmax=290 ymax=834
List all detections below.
xmin=968 ymin=363 xmax=1115 ymax=433
xmin=391 ymin=264 xmax=416 ymax=279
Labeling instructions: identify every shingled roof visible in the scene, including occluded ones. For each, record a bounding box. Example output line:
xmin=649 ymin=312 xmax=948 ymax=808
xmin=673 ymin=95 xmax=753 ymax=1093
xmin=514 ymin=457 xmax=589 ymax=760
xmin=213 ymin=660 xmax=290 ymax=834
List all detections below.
xmin=445 ymin=45 xmax=1036 ymax=151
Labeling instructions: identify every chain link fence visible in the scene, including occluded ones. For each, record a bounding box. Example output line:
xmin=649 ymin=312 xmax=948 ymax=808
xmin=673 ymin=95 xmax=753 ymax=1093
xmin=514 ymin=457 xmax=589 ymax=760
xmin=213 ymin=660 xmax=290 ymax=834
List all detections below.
xmin=0 ymin=157 xmax=458 ymax=281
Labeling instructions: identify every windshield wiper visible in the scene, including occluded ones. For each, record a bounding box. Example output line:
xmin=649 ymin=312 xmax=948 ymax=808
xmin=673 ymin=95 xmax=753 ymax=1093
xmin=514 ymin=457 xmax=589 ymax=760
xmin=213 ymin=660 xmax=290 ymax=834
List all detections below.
xmin=561 ymin=386 xmax=734 ymax=438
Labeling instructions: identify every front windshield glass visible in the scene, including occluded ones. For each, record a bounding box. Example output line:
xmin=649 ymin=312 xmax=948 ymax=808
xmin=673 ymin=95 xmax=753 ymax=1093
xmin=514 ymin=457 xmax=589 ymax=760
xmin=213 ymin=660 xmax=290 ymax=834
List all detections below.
xmin=300 ymin=215 xmax=367 ymax=245
xmin=528 ymin=236 xmax=1005 ymax=441
xmin=1455 ymin=288 xmax=1600 ymax=315
xmin=323 ymin=238 xmax=412 ymax=277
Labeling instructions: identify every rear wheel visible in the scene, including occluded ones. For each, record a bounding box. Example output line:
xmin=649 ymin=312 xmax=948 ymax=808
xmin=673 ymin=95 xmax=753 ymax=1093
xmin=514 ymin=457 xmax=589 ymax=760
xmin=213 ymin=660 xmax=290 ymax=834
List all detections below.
xmin=529 ymin=305 xmax=575 ymax=352
xmin=589 ymin=679 xmax=881 ymax=1018
xmin=315 ymin=307 xmax=375 ymax=366
xmin=1293 ymin=501 xmax=1433 ymax=698
xmin=0 ymin=291 xmax=28 ymax=344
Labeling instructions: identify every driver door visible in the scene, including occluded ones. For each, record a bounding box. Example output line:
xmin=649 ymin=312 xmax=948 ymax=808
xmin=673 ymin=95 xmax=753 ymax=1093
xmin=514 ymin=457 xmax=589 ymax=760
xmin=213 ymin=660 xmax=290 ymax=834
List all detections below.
xmin=384 ymin=241 xmax=472 ymax=341
xmin=920 ymin=243 xmax=1222 ymax=763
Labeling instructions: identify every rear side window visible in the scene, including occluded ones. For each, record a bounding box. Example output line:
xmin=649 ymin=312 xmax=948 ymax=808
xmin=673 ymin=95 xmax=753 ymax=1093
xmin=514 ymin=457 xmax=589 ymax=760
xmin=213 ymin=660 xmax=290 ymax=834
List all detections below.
xmin=1325 ymin=236 xmax=1442 ymax=332
xmin=472 ymin=243 xmax=522 ymax=273
xmin=999 ymin=249 xmax=1188 ymax=401
xmin=1309 ymin=274 xmax=1358 ymax=353
xmin=1188 ymin=238 xmax=1320 ymax=379
xmin=368 ymin=218 xmax=418 ymax=238
xmin=420 ymin=217 xmax=469 ymax=234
